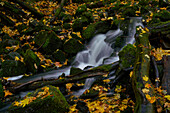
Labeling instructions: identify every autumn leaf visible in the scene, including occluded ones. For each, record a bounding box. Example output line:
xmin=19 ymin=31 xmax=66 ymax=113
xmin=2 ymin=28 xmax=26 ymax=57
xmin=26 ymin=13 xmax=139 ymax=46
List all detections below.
xmin=103 ymin=79 xmax=110 ymax=83
xmin=20 ymin=98 xmax=30 ymax=107
xmin=66 ymin=83 xmax=73 ymax=91
xmin=4 ymin=90 xmax=13 ymax=97
xmin=164 ymin=95 xmax=170 ymax=101
xmin=129 ymin=71 xmax=133 ymax=78
xmin=145 ymin=83 xmax=151 ymax=88
xmin=142 ymin=88 xmax=149 ymax=93
xmin=143 ymin=75 xmax=149 ymax=81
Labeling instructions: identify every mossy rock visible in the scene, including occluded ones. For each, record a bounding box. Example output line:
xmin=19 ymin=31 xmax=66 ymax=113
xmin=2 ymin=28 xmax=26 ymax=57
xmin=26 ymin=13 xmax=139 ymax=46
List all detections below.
xmin=8 ymin=85 xmax=69 ymax=113
xmin=72 ymin=16 xmax=89 ymax=32
xmin=75 ymin=5 xmax=87 ymax=16
xmin=80 ymin=89 xmax=99 ymax=99
xmin=82 ymin=20 xmax=112 ymax=40
xmin=70 ymin=67 xmax=83 ymax=75
xmin=63 ymin=23 xmax=71 ymax=29
xmin=82 ymin=23 xmax=96 ymax=40
xmin=63 ymin=14 xmax=72 ymax=23
xmin=52 ymin=50 xmax=66 ymax=63
xmin=63 ymin=39 xmax=84 ymax=54
xmin=1 ymin=60 xmax=26 ymax=77
xmin=35 ymin=31 xmax=62 ymax=54
xmin=118 ymin=44 xmax=136 ymax=69
xmin=82 ymin=11 xmax=94 ymax=23
xmin=24 ymin=49 xmax=40 ymax=74
xmin=114 ymin=36 xmax=125 ymax=48
xmin=154 ymin=10 xmax=170 ymax=22
xmin=5 ymin=52 xmax=21 ymax=60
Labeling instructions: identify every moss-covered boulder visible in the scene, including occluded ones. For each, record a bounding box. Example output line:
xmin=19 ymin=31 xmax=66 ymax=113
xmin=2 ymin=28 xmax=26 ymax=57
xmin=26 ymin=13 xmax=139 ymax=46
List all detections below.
xmin=154 ymin=10 xmax=170 ymax=22
xmin=52 ymin=50 xmax=66 ymax=63
xmin=118 ymin=44 xmax=136 ymax=69
xmin=63 ymin=39 xmax=84 ymax=54
xmin=75 ymin=5 xmax=87 ymax=16
xmin=82 ymin=20 xmax=112 ymax=40
xmin=34 ymin=31 xmax=62 ymax=54
xmin=24 ymin=49 xmax=40 ymax=74
xmin=72 ymin=16 xmax=89 ymax=32
xmin=8 ymin=85 xmax=69 ymax=113
xmin=63 ymin=23 xmax=71 ymax=29
xmin=114 ymin=36 xmax=125 ymax=48
xmin=70 ymin=67 xmax=83 ymax=75
xmin=5 ymin=52 xmax=21 ymax=60
xmin=1 ymin=60 xmax=26 ymax=77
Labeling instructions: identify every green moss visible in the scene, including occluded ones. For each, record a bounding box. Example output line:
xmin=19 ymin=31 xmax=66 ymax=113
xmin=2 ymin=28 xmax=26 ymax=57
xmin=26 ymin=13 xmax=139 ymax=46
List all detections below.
xmin=70 ymin=67 xmax=83 ymax=75
xmin=35 ymin=31 xmax=62 ymax=54
xmin=24 ymin=49 xmax=40 ymax=74
xmin=63 ymin=38 xmax=84 ymax=54
xmin=154 ymin=10 xmax=170 ymax=22
xmin=52 ymin=50 xmax=66 ymax=63
xmin=63 ymin=23 xmax=71 ymax=29
xmin=75 ymin=5 xmax=87 ymax=16
xmin=114 ymin=36 xmax=125 ymax=48
xmin=8 ymin=85 xmax=69 ymax=113
xmin=82 ymin=23 xmax=96 ymax=40
xmin=1 ymin=60 xmax=26 ymax=77
xmin=118 ymin=44 xmax=136 ymax=69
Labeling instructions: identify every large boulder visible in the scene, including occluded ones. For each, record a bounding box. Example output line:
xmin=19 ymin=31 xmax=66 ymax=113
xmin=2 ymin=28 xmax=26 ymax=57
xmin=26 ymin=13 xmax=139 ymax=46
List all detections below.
xmin=24 ymin=49 xmax=40 ymax=74
xmin=118 ymin=44 xmax=136 ymax=69
xmin=34 ymin=31 xmax=62 ymax=54
xmin=63 ymin=38 xmax=84 ymax=54
xmin=0 ymin=60 xmax=26 ymax=77
xmin=52 ymin=50 xmax=66 ymax=63
xmin=8 ymin=85 xmax=69 ymax=113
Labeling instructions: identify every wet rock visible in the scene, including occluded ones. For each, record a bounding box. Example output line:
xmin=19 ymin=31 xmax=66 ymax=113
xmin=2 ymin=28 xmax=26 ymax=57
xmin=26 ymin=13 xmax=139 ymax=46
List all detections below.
xmin=149 ymin=21 xmax=170 ymax=49
xmin=76 ymin=100 xmax=89 ymax=113
xmin=52 ymin=50 xmax=66 ymax=63
xmin=82 ymin=20 xmax=112 ymax=40
xmin=24 ymin=49 xmax=40 ymax=74
xmin=70 ymin=67 xmax=83 ymax=75
xmin=5 ymin=52 xmax=21 ymax=60
xmin=34 ymin=31 xmax=62 ymax=54
xmin=63 ymin=38 xmax=84 ymax=54
xmin=8 ymin=85 xmax=69 ymax=113
xmin=118 ymin=44 xmax=136 ymax=69
xmin=72 ymin=16 xmax=89 ymax=32
xmin=75 ymin=5 xmax=87 ymax=16
xmin=63 ymin=23 xmax=71 ymax=29
xmin=1 ymin=60 xmax=26 ymax=77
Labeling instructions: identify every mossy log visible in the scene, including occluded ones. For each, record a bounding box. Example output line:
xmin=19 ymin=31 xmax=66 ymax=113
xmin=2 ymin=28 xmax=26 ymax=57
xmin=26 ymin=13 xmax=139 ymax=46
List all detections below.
xmin=8 ymin=70 xmax=108 ymax=93
xmin=132 ymin=29 xmax=156 ymax=113
xmin=8 ymin=0 xmax=44 ymax=19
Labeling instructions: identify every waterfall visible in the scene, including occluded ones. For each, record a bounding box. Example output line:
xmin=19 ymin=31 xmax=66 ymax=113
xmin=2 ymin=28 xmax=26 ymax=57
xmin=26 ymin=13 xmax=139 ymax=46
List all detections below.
xmin=9 ymin=17 xmax=143 ymax=96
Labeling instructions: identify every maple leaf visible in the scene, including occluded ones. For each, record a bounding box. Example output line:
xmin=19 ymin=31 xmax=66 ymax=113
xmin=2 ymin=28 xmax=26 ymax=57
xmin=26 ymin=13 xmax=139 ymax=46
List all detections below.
xmin=13 ymin=101 xmax=20 ymax=106
xmin=4 ymin=90 xmax=13 ymax=97
xmin=20 ymin=98 xmax=30 ymax=107
xmin=145 ymin=83 xmax=151 ymax=88
xmin=164 ymin=95 xmax=170 ymax=101
xmin=66 ymin=83 xmax=73 ymax=91
xmin=129 ymin=71 xmax=133 ymax=78
xmin=143 ymin=75 xmax=149 ymax=81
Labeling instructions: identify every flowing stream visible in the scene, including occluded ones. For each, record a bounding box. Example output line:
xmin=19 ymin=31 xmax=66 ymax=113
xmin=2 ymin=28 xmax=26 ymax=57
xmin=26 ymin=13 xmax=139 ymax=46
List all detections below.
xmin=7 ymin=17 xmax=143 ymax=97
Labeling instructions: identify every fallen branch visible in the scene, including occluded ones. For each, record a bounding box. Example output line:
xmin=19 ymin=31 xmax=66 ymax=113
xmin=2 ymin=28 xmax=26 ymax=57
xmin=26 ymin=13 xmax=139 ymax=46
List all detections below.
xmin=8 ymin=70 xmax=108 ymax=93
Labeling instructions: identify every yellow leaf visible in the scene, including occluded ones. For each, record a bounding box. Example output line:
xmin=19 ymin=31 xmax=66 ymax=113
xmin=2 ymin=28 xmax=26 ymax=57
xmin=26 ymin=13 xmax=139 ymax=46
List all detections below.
xmin=146 ymin=94 xmax=151 ymax=100
xmin=164 ymin=95 xmax=170 ymax=101
xmin=20 ymin=98 xmax=30 ymax=107
xmin=142 ymin=88 xmax=149 ymax=93
xmin=129 ymin=71 xmax=133 ymax=78
xmin=66 ymin=83 xmax=73 ymax=91
xmin=4 ymin=90 xmax=13 ymax=97
xmin=103 ymin=79 xmax=110 ymax=83
xmin=145 ymin=83 xmax=151 ymax=88
xmin=15 ymin=56 xmax=20 ymax=61
xmin=143 ymin=75 xmax=149 ymax=81
xmin=13 ymin=101 xmax=20 ymax=106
